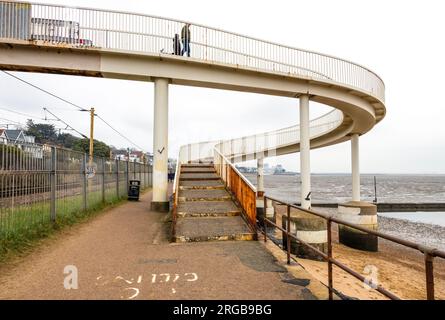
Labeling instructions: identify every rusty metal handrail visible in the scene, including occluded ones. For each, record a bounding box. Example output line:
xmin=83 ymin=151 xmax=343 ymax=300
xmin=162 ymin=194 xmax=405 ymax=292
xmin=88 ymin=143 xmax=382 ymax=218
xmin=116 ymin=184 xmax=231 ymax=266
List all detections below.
xmin=214 ymin=148 xmax=257 ymax=231
xmin=263 ymin=195 xmax=445 ymax=300
xmin=213 ymin=148 xmax=257 ymax=190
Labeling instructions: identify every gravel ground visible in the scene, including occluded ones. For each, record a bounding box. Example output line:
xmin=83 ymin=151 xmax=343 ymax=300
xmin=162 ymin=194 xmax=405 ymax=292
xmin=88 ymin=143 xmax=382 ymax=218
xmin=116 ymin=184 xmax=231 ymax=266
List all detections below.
xmin=378 ymin=216 xmax=445 ymax=251
xmin=315 ymin=207 xmax=445 ymax=251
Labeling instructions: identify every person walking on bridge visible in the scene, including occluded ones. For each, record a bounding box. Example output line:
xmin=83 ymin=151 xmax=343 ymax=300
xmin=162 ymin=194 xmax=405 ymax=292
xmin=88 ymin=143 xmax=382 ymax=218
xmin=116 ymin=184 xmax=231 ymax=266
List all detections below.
xmin=181 ymin=23 xmax=191 ymax=57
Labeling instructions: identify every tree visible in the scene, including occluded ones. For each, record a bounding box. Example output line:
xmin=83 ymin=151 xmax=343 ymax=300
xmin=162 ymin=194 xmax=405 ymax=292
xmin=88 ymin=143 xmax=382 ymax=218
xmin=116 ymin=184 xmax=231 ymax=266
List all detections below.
xmin=24 ymin=120 xmax=112 ymax=157
xmin=56 ymin=133 xmax=79 ymax=149
xmin=73 ymin=138 xmax=111 ymax=158
xmin=25 ymin=119 xmax=57 ymax=144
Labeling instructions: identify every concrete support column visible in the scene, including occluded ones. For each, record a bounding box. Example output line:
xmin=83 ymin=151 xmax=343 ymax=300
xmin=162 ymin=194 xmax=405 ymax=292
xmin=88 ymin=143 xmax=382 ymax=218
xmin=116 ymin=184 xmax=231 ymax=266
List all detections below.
xmin=257 ymin=157 xmax=264 ymax=197
xmin=337 ymin=134 xmax=378 ymax=252
xmin=299 ymin=94 xmax=311 ymax=209
xmin=256 ymin=156 xmax=274 ymax=226
xmin=337 ymin=202 xmax=378 ymax=252
xmin=351 ymin=134 xmax=360 ymax=201
xmin=282 ymin=210 xmax=328 ymax=261
xmin=151 ymin=78 xmax=170 ymax=212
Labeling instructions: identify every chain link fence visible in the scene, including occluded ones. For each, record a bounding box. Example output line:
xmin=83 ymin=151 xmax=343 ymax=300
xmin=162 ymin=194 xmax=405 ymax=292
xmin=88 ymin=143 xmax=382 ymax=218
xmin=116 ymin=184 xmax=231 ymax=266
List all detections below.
xmin=0 ymin=140 xmax=152 ymax=241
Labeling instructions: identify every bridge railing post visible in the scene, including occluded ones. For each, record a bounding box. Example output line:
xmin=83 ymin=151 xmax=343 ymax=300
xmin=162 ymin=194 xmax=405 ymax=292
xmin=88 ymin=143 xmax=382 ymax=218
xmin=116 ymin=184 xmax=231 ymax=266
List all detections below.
xmin=101 ymin=157 xmax=106 ymax=203
xmin=327 ymin=217 xmax=334 ymax=300
xmin=82 ymin=153 xmax=88 ymax=211
xmin=140 ymin=162 xmax=143 ymax=187
xmin=263 ymin=196 xmax=267 ymax=242
xmin=116 ymin=159 xmax=120 ymax=199
xmin=425 ymin=252 xmax=435 ymax=300
xmin=50 ymin=146 xmax=57 ymax=222
xmin=286 ymin=204 xmax=291 ymax=265
xmin=126 ymin=159 xmax=130 ymax=194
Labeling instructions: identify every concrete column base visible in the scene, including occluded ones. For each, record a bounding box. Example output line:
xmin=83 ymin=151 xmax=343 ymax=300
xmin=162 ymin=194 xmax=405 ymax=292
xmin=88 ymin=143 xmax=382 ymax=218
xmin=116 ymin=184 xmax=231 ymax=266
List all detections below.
xmin=337 ymin=201 xmax=378 ymax=252
xmin=151 ymin=201 xmax=170 ymax=213
xmin=256 ymin=198 xmax=275 ymax=227
xmin=282 ymin=210 xmax=327 ymax=261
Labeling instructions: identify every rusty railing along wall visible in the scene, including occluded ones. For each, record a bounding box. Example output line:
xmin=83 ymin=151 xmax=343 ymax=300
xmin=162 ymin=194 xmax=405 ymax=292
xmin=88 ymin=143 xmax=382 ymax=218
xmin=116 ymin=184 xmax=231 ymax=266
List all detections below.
xmin=263 ymin=195 xmax=445 ymax=300
xmin=214 ymin=148 xmax=257 ymax=230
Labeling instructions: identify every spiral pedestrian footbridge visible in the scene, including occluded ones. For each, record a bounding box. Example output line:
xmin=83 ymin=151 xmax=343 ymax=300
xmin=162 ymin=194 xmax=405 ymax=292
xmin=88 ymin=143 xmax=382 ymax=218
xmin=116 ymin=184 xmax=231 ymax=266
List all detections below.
xmin=0 ymin=1 xmax=385 ymax=212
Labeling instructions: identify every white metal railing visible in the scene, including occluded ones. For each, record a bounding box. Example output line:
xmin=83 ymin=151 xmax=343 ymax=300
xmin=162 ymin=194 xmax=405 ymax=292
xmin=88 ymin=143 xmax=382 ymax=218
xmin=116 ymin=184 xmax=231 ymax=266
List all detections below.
xmin=178 ymin=140 xmax=221 ymax=164
xmin=0 ymin=1 xmax=385 ymax=102
xmin=217 ymin=109 xmax=343 ymax=160
xmin=214 ymin=148 xmax=257 ymax=192
xmin=176 ymin=109 xmax=344 ymax=165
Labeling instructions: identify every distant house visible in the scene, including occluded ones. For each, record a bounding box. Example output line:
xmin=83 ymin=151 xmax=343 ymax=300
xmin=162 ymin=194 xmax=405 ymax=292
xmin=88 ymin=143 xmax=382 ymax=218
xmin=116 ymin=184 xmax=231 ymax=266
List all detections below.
xmin=273 ymin=164 xmax=286 ymax=174
xmin=3 ymin=129 xmax=41 ymax=158
xmin=113 ymin=149 xmax=129 ymax=161
xmin=146 ymin=152 xmax=153 ymax=165
xmin=4 ymin=129 xmax=26 ymax=143
xmin=130 ymin=151 xmax=146 ymax=162
xmin=115 ymin=154 xmax=127 ymax=161
xmin=24 ymin=134 xmax=35 ymax=144
xmin=0 ymin=129 xmax=7 ymax=144
xmin=113 ymin=150 xmax=153 ymax=164
xmin=3 ymin=129 xmax=36 ymax=144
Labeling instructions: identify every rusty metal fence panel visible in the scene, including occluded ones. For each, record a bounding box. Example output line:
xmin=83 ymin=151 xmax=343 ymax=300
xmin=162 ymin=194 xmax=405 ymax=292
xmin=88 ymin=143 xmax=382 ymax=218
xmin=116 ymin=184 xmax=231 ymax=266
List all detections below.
xmin=0 ymin=140 xmax=152 ymax=241
xmin=262 ymin=195 xmax=445 ymax=300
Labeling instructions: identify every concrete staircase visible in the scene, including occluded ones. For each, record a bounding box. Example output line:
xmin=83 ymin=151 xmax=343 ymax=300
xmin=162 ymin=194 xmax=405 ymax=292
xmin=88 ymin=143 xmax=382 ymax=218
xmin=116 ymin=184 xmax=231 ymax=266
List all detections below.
xmin=173 ymin=163 xmax=256 ymax=242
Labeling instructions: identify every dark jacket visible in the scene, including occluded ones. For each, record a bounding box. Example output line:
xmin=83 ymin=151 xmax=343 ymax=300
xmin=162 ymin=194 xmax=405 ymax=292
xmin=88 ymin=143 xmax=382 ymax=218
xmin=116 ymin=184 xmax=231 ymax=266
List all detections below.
xmin=181 ymin=25 xmax=191 ymax=42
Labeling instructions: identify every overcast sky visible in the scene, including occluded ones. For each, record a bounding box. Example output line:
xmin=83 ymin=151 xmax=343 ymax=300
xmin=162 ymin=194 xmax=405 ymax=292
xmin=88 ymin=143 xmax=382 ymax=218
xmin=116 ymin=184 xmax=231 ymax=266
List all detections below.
xmin=1 ymin=0 xmax=444 ymax=174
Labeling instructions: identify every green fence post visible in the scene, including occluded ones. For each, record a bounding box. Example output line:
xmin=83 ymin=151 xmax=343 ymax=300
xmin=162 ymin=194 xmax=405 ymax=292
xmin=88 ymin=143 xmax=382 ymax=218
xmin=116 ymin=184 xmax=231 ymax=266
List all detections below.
xmin=50 ymin=146 xmax=57 ymax=222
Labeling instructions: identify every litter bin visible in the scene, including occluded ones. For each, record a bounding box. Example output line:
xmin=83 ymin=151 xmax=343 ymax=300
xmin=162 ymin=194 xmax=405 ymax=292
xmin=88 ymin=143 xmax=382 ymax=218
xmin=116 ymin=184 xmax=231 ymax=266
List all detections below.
xmin=128 ymin=180 xmax=141 ymax=201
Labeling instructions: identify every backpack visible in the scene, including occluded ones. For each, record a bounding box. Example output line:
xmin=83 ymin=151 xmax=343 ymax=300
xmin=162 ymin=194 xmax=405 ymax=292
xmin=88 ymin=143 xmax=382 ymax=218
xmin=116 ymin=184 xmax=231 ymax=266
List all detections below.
xmin=173 ymin=34 xmax=181 ymax=55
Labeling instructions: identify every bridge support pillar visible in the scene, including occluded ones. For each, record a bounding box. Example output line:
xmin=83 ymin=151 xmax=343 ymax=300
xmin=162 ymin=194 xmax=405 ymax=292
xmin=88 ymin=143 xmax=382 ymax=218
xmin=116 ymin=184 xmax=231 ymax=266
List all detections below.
xmin=256 ymin=156 xmax=274 ymax=225
xmin=299 ymin=94 xmax=311 ymax=210
xmin=151 ymin=78 xmax=170 ymax=213
xmin=282 ymin=210 xmax=327 ymax=261
xmin=351 ymin=133 xmax=360 ymax=201
xmin=257 ymin=157 xmax=264 ymax=197
xmin=337 ymin=134 xmax=378 ymax=252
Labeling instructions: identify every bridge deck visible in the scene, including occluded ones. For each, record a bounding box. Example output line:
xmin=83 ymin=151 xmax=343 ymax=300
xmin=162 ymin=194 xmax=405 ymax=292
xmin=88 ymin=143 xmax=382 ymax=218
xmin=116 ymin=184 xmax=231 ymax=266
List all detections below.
xmin=0 ymin=190 xmax=325 ymax=300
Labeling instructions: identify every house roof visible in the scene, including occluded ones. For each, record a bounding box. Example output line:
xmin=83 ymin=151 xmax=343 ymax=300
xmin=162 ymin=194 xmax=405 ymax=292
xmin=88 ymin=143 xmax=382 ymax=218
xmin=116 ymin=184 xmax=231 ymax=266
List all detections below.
xmin=0 ymin=129 xmax=5 ymax=136
xmin=5 ymin=130 xmax=24 ymax=141
xmin=131 ymin=151 xmax=144 ymax=157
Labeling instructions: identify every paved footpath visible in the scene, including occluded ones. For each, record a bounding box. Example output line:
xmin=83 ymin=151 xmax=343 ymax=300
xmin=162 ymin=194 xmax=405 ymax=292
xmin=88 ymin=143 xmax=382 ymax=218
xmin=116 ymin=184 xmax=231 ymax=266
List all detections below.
xmin=0 ymin=191 xmax=321 ymax=300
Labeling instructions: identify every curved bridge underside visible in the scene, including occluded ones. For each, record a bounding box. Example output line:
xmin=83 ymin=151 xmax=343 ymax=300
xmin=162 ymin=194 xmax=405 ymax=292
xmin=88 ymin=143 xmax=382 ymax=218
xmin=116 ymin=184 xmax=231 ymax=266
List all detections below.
xmin=0 ymin=40 xmax=384 ymax=161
